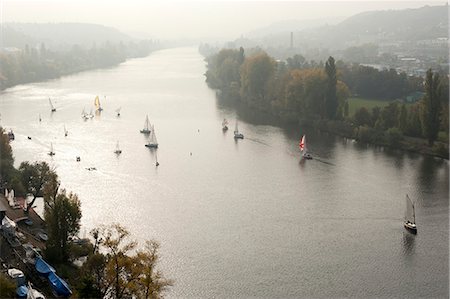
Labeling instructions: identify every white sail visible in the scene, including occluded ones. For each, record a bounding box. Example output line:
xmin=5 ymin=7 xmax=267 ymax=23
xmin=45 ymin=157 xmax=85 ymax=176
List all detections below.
xmin=144 ymin=115 xmax=150 ymax=131
xmin=222 ymin=118 xmax=228 ymax=127
xmin=234 ymin=121 xmax=239 ymax=134
xmin=5 ymin=188 xmax=8 ymax=198
xmin=64 ymin=125 xmax=68 ymax=136
xmin=141 ymin=115 xmax=151 ymax=133
xmin=116 ymin=107 xmax=121 ymax=114
xmin=150 ymin=125 xmax=158 ymax=144
xmin=405 ymin=194 xmax=415 ymax=224
xmin=49 ymin=98 xmax=55 ymax=111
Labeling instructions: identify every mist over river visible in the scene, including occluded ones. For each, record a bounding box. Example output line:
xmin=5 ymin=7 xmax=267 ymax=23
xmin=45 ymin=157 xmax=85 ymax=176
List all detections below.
xmin=1 ymin=47 xmax=448 ymax=298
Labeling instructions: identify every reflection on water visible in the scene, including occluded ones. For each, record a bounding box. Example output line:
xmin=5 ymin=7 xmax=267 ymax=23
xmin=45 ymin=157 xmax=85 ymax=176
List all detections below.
xmin=402 ymin=231 xmax=416 ymax=256
xmin=0 ymin=47 xmax=448 ymax=298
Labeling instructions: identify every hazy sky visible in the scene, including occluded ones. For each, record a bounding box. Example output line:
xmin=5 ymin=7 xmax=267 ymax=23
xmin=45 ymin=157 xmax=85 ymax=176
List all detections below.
xmin=1 ymin=1 xmax=447 ymax=40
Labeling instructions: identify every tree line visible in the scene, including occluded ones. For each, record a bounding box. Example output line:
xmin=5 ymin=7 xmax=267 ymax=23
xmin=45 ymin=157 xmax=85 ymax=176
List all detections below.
xmin=0 ymin=128 xmax=172 ymax=298
xmin=0 ymin=40 xmax=158 ymax=90
xmin=204 ymin=48 xmax=449 ymax=157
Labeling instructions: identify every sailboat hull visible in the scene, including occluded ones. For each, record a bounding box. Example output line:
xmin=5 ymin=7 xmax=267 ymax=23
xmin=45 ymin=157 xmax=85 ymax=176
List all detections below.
xmin=404 ymin=221 xmax=417 ymax=234
xmin=145 ymin=144 xmax=158 ymax=148
xmin=140 ymin=130 xmax=151 ymax=134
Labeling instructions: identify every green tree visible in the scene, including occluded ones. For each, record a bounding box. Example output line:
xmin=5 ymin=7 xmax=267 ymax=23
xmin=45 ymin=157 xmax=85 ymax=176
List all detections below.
xmin=420 ymin=69 xmax=441 ymax=145
xmin=19 ymin=161 xmax=57 ymax=212
xmin=325 ymin=56 xmax=338 ymax=119
xmin=240 ymin=52 xmax=276 ymax=107
xmin=44 ymin=189 xmax=82 ymax=262
xmin=354 ymin=107 xmax=372 ymax=127
xmin=0 ymin=127 xmax=14 ymax=184
xmin=398 ymin=104 xmax=408 ymax=133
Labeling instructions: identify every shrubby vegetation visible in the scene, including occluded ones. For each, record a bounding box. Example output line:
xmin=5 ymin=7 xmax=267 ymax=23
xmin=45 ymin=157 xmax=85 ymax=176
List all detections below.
xmin=204 ymin=48 xmax=449 ymax=158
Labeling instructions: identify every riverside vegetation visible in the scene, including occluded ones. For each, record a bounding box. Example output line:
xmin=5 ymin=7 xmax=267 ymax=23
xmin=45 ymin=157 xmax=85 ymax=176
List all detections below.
xmin=203 ymin=47 xmax=449 ymax=158
xmin=0 ymin=128 xmax=173 ymax=298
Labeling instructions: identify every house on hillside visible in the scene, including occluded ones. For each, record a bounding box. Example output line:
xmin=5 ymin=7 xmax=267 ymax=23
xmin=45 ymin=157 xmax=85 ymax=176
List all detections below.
xmin=405 ymin=91 xmax=425 ymax=103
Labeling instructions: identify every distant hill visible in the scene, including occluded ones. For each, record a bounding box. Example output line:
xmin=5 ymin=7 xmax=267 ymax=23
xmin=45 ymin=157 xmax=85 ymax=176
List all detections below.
xmin=4 ymin=23 xmax=133 ymax=50
xmin=320 ymin=4 xmax=448 ymax=48
xmin=238 ymin=5 xmax=448 ymax=51
xmin=245 ymin=17 xmax=345 ymax=38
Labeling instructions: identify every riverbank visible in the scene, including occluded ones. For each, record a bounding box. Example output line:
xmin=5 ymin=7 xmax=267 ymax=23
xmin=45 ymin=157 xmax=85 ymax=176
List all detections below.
xmin=220 ymin=94 xmax=449 ymax=160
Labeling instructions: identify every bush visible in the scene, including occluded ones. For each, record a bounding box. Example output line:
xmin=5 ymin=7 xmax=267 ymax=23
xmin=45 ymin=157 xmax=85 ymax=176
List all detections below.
xmin=0 ymin=274 xmax=16 ymax=298
xmin=356 ymin=126 xmax=382 ymax=143
xmin=432 ymin=143 xmax=449 ymax=159
xmin=386 ymin=127 xmax=404 ymax=147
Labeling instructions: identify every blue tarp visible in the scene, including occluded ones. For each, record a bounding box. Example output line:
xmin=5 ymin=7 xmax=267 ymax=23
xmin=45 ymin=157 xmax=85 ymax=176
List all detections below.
xmin=48 ymin=272 xmax=72 ymax=297
xmin=35 ymin=257 xmax=55 ymax=276
xmin=16 ymin=285 xmax=28 ymax=297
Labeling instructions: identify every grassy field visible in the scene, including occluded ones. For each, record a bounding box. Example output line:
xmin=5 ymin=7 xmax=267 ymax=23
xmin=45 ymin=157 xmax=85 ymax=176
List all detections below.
xmin=347 ymin=97 xmax=395 ymax=116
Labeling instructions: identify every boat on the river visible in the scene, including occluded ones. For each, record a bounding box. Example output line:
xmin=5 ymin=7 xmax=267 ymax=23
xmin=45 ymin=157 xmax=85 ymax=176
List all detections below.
xmin=64 ymin=124 xmax=68 ymax=137
xmin=94 ymin=96 xmax=103 ymax=112
xmin=116 ymin=107 xmax=121 ymax=116
xmin=49 ymin=98 xmax=56 ymax=112
xmin=404 ymin=194 xmax=417 ymax=234
xmin=299 ymin=135 xmax=312 ymax=159
xmin=145 ymin=125 xmax=158 ymax=148
xmin=114 ymin=141 xmax=122 ymax=154
xmin=48 ymin=143 xmax=55 ymax=156
xmin=222 ymin=118 xmax=229 ymax=131
xmin=140 ymin=115 xmax=151 ymax=134
xmin=155 ymin=151 xmax=160 ymax=166
xmin=233 ymin=121 xmax=244 ymax=139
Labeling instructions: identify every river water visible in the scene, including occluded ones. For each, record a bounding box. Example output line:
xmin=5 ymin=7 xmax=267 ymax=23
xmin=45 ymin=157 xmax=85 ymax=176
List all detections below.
xmin=1 ymin=47 xmax=448 ymax=298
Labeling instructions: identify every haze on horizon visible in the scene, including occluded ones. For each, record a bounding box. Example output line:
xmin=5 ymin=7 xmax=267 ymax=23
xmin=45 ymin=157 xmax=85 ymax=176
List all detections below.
xmin=1 ymin=0 xmax=447 ymax=41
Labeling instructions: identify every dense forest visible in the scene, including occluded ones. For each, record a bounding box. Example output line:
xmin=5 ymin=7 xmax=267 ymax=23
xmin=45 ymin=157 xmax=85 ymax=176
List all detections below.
xmin=0 ymin=23 xmax=160 ymax=90
xmin=204 ymin=48 xmax=449 ymax=158
xmin=0 ymin=40 xmax=157 ymax=90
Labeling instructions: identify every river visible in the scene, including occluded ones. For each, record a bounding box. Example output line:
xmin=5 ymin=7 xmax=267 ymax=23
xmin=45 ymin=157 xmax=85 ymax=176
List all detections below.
xmin=1 ymin=47 xmax=448 ymax=298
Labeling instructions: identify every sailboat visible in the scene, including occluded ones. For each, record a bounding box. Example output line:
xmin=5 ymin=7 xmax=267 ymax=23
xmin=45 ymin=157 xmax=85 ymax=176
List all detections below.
xmin=404 ymin=194 xmax=417 ymax=234
xmin=155 ymin=151 xmax=160 ymax=166
xmin=299 ymin=135 xmax=312 ymax=159
xmin=48 ymin=143 xmax=55 ymax=156
xmin=94 ymin=96 xmax=103 ymax=112
xmin=140 ymin=115 xmax=151 ymax=134
xmin=116 ymin=107 xmax=121 ymax=117
xmin=233 ymin=121 xmax=244 ymax=139
xmin=222 ymin=118 xmax=229 ymax=131
xmin=145 ymin=125 xmax=158 ymax=148
xmin=114 ymin=141 xmax=122 ymax=154
xmin=64 ymin=125 xmax=68 ymax=137
xmin=39 ymin=114 xmax=42 ymax=122
xmin=49 ymin=98 xmax=56 ymax=112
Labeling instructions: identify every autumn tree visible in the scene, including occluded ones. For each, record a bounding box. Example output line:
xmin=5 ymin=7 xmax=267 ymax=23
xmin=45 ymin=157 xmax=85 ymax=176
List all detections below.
xmin=134 ymin=241 xmax=174 ymax=299
xmin=80 ymin=224 xmax=173 ymax=299
xmin=420 ymin=69 xmax=441 ymax=145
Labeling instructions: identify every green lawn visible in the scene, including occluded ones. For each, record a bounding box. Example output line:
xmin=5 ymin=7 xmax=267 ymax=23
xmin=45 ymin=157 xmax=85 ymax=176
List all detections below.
xmin=347 ymin=97 xmax=396 ymax=116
